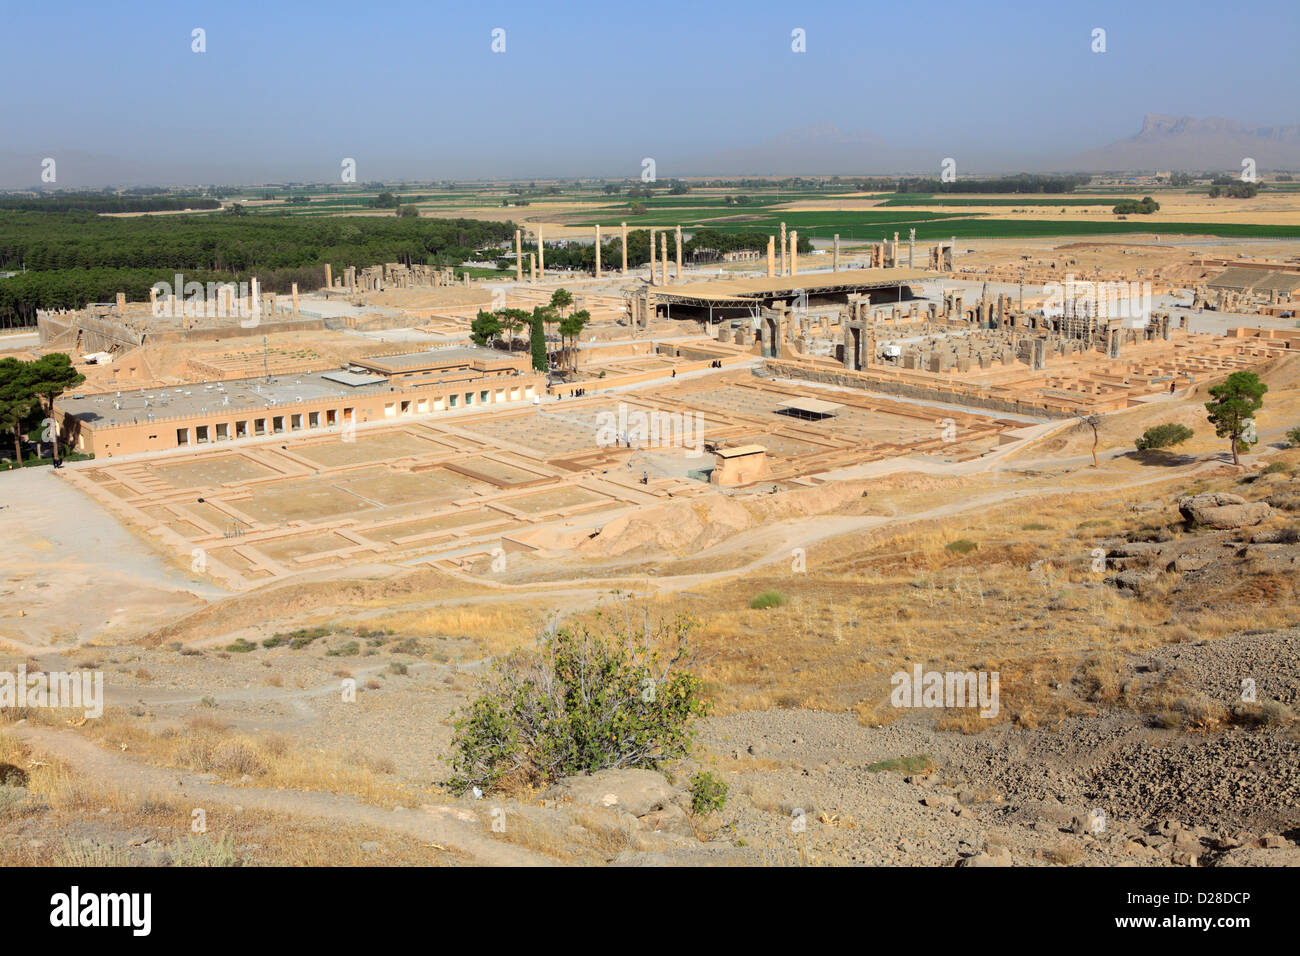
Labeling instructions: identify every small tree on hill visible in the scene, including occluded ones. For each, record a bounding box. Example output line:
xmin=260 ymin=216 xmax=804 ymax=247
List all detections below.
xmin=1206 ymin=371 xmax=1267 ymax=466
xmin=1135 ymin=422 xmax=1194 ymax=452
xmin=1082 ymin=414 xmax=1103 ymax=467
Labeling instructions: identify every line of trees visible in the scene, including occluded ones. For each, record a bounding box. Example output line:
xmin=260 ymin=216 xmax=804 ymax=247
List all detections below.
xmin=891 ymin=174 xmax=1092 ymax=194
xmin=1113 ymin=196 xmax=1160 ymax=215
xmin=0 ymin=194 xmax=221 ymax=214
xmin=0 ymin=212 xmax=514 ymax=324
xmin=470 ymin=288 xmax=590 ymax=376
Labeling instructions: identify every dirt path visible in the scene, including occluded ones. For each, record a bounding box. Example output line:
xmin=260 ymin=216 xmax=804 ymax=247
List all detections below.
xmin=12 ymin=725 xmax=554 ymax=867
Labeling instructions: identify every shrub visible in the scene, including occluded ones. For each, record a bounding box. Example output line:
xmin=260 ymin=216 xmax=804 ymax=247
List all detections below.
xmin=167 ymin=832 xmax=241 ymax=867
xmin=225 ymin=638 xmax=256 ymax=653
xmin=447 ymin=615 xmax=710 ymax=794
xmin=1286 ymin=425 xmax=1300 ymax=447
xmin=689 ymin=771 xmax=728 ymax=815
xmin=1231 ymin=700 xmax=1294 ymax=729
xmin=327 ymin=640 xmax=360 ymax=657
xmin=1267 ymin=491 xmax=1300 ymax=512
xmin=866 ymin=754 xmax=934 ymax=774
xmin=945 ymin=539 xmax=978 ymax=555
xmin=1135 ymin=423 xmax=1194 ymax=452
xmin=210 ymin=739 xmax=265 ymax=776
xmin=749 ymin=591 xmax=787 ymax=610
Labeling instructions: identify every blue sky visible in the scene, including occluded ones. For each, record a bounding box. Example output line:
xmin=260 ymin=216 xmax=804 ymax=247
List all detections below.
xmin=2 ymin=0 xmax=1297 ymax=184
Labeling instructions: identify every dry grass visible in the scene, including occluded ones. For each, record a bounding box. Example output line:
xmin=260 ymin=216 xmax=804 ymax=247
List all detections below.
xmin=590 ymin=473 xmax=1300 ymax=732
xmin=0 ymin=737 xmax=460 ymax=866
xmin=57 ymin=708 xmax=434 ymax=809
xmin=360 ymin=603 xmax=540 ymax=658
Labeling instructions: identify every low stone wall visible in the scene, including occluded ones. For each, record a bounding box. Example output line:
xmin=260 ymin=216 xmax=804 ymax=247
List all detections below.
xmin=759 ymin=360 xmax=1075 ymax=420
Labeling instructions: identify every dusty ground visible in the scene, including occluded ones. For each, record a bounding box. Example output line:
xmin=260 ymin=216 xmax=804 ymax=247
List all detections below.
xmin=3 ymin=341 xmax=1299 ymax=867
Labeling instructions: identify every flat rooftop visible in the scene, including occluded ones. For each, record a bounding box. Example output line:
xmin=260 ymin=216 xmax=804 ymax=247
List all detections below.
xmin=58 ymin=370 xmax=407 ymax=428
xmin=356 ymin=346 xmax=524 ymax=373
xmin=777 ymin=397 xmax=843 ymax=417
xmin=714 ymin=444 xmax=768 ymax=458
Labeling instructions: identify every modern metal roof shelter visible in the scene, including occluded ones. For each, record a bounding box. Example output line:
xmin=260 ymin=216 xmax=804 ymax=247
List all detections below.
xmin=775 ymin=397 xmax=843 ymax=419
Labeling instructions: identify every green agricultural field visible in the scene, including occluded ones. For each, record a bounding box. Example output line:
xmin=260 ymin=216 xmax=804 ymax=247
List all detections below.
xmin=878 ymin=196 xmax=1129 ymax=207
xmin=577 ymin=207 xmax=1300 ymax=240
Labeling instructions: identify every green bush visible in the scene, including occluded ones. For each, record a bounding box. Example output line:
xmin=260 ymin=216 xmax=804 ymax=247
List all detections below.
xmin=749 ymin=591 xmax=787 ymax=609
xmin=1135 ymin=422 xmax=1194 ymax=452
xmin=447 ymin=615 xmax=709 ymax=794
xmin=224 ymin=638 xmax=256 ymax=653
xmin=945 ymin=539 xmax=978 ymax=555
xmin=1286 ymin=425 xmax=1300 ymax=447
xmin=689 ymin=770 xmax=728 ymax=815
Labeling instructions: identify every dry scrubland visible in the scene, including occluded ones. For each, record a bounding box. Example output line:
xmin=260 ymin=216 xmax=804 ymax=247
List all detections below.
xmin=3 ymin=355 xmax=1300 ymax=866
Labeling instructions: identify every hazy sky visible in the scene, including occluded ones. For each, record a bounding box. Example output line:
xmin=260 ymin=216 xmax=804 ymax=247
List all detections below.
xmin=3 ymin=0 xmax=1298 ymax=185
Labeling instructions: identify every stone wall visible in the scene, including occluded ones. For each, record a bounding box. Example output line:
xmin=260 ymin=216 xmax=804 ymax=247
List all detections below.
xmin=758 ymin=361 xmax=1076 ymax=420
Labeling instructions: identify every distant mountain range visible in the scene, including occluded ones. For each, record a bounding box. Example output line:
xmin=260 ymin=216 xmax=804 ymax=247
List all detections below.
xmin=2 ymin=115 xmax=1298 ymax=189
xmin=1065 ymin=114 xmax=1300 ymax=172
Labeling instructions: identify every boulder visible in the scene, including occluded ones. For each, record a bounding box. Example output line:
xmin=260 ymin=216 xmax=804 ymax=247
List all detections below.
xmin=548 ymin=768 xmax=675 ymax=817
xmin=637 ymin=803 xmax=693 ymax=836
xmin=1178 ymin=493 xmax=1271 ymax=530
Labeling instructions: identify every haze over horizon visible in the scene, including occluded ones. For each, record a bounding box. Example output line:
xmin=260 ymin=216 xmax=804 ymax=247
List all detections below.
xmin=3 ymin=0 xmax=1299 ymax=188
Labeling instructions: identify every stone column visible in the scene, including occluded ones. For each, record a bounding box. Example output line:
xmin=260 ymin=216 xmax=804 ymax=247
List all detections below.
xmin=780 ymin=222 xmax=788 ymax=276
xmin=530 ymin=253 xmax=537 ymax=283
xmin=594 ymin=224 xmax=602 ymax=278
xmin=324 ymin=263 xmax=332 ymax=289
xmin=537 ymin=225 xmax=544 ymax=278
xmin=515 ymin=230 xmax=523 ymax=281
xmin=621 ymin=221 xmax=628 ymax=273
xmin=833 ymin=234 xmax=840 ymax=272
xmin=767 ymin=236 xmax=775 ymax=277
xmin=649 ymin=227 xmax=657 ymax=285
xmin=660 ymin=234 xmax=669 ymax=286
xmin=675 ymin=225 xmax=683 ymax=281
xmin=291 ymin=282 xmax=299 ymax=313
xmin=789 ymin=231 xmax=798 ymax=277
xmin=148 ymin=286 xmax=158 ymax=314
xmin=908 ymin=228 xmax=916 ymax=268
xmin=250 ymin=276 xmax=261 ymax=319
